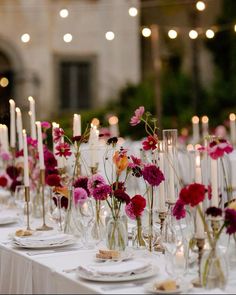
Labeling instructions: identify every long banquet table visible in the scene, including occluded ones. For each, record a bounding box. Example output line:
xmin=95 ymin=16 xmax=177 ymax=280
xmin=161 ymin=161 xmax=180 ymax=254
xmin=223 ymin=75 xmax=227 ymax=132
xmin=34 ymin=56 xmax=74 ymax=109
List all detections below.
xmin=0 ymin=213 xmax=236 ymax=294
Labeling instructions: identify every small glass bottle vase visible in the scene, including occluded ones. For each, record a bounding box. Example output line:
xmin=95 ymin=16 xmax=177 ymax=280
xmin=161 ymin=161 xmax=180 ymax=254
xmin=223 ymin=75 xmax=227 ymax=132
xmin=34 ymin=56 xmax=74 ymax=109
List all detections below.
xmin=106 ymin=215 xmax=128 ymax=251
xmin=201 ymin=244 xmax=229 ymax=290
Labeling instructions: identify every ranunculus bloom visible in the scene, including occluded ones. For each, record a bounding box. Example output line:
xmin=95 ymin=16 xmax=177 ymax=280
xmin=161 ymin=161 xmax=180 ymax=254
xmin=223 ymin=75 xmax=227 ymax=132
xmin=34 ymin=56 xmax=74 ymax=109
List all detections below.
xmin=208 ymin=139 xmax=233 ymax=160
xmin=74 ymin=187 xmax=88 ymax=205
xmin=142 ymin=135 xmax=158 ymax=151
xmin=225 ymin=208 xmax=236 ymax=235
xmin=55 ymin=142 xmax=72 ymax=158
xmin=87 ymin=174 xmax=106 ymax=194
xmin=92 ymin=184 xmax=111 ymax=201
xmin=113 ymin=150 xmax=129 ymax=175
xmin=125 ymin=195 xmax=146 ymax=220
xmin=142 ymin=164 xmax=164 ymax=186
xmin=41 ymin=121 xmax=51 ymax=129
xmin=173 ymin=199 xmax=186 ymax=220
xmin=0 ymin=175 xmax=8 ymax=187
xmin=205 ymin=206 xmax=222 ymax=217
xmin=113 ymin=189 xmax=130 ymax=204
xmin=53 ymin=127 xmax=64 ymax=143
xmin=130 ymin=106 xmax=145 ymax=126
xmin=74 ymin=176 xmax=89 ymax=195
xmin=179 ymin=183 xmax=205 ymax=207
xmin=46 ymin=174 xmax=61 ymax=187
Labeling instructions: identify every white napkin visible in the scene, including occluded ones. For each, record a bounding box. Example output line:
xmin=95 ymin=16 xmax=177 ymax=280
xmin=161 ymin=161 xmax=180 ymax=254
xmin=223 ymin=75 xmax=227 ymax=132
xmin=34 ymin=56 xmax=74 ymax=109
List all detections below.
xmin=13 ymin=233 xmax=74 ymax=247
xmin=0 ymin=210 xmax=19 ymax=224
xmin=78 ymin=259 xmax=151 ymax=278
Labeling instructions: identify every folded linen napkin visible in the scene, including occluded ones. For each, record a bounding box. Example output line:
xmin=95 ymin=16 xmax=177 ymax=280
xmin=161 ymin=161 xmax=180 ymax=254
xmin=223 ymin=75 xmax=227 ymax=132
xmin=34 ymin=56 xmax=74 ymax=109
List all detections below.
xmin=13 ymin=233 xmax=74 ymax=247
xmin=78 ymin=259 xmax=151 ymax=278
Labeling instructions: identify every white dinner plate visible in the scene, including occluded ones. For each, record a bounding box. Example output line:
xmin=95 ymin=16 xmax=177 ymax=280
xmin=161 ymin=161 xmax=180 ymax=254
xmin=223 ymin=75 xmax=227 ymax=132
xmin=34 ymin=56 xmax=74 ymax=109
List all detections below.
xmin=11 ymin=238 xmax=77 ymax=249
xmin=144 ymin=280 xmax=193 ymax=294
xmin=76 ymin=264 xmax=159 ymax=282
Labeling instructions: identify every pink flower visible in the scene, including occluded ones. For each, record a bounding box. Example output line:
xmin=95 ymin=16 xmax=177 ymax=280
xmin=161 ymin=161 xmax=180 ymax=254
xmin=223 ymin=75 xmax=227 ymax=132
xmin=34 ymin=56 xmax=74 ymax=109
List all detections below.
xmin=27 ymin=137 xmax=37 ymax=148
xmin=92 ymin=184 xmax=111 ymax=201
xmin=74 ymin=187 xmax=88 ymax=205
xmin=55 ymin=142 xmax=72 ymax=158
xmin=142 ymin=135 xmax=158 ymax=151
xmin=53 ymin=127 xmax=64 ymax=143
xmin=179 ymin=183 xmax=205 ymax=207
xmin=173 ymin=199 xmax=186 ymax=220
xmin=142 ymin=164 xmax=165 ymax=186
xmin=0 ymin=151 xmax=11 ymax=162
xmin=41 ymin=121 xmax=51 ymax=130
xmin=125 ymin=195 xmax=146 ymax=220
xmin=128 ymin=155 xmax=142 ymax=168
xmin=130 ymin=106 xmax=145 ymax=126
xmin=88 ymin=174 xmax=106 ymax=194
xmin=208 ymin=139 xmax=233 ymax=160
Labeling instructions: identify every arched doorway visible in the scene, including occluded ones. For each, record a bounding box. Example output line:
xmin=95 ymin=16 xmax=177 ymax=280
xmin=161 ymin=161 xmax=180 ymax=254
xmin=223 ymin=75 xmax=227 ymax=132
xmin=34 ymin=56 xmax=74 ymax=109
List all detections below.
xmin=0 ymin=50 xmax=14 ymax=125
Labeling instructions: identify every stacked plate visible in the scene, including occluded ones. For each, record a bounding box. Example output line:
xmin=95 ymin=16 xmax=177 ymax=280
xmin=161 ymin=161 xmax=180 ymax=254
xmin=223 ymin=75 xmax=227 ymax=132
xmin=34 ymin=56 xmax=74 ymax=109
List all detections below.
xmin=77 ymin=258 xmax=158 ymax=282
xmin=12 ymin=232 xmax=77 ymax=249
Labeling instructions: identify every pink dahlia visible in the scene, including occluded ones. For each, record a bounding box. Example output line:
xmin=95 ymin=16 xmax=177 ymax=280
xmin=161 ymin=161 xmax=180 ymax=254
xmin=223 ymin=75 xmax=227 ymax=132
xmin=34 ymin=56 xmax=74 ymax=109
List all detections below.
xmin=125 ymin=195 xmax=146 ymax=220
xmin=179 ymin=183 xmax=205 ymax=207
xmin=41 ymin=121 xmax=51 ymax=130
xmin=142 ymin=164 xmax=165 ymax=186
xmin=87 ymin=174 xmax=106 ymax=194
xmin=130 ymin=106 xmax=145 ymax=126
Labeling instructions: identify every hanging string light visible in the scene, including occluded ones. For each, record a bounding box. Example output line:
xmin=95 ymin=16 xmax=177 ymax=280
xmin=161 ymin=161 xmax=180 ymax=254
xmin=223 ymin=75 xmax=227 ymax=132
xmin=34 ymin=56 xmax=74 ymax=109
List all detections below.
xmin=59 ymin=8 xmax=69 ymax=18
xmin=196 ymin=1 xmax=206 ymax=11
xmin=105 ymin=31 xmax=115 ymax=41
xmin=189 ymin=30 xmax=198 ymax=39
xmin=206 ymin=29 xmax=215 ymax=39
xmin=168 ymin=29 xmax=178 ymax=39
xmin=142 ymin=27 xmax=151 ymax=37
xmin=128 ymin=7 xmax=138 ymax=17
xmin=21 ymin=33 xmax=30 ymax=43
xmin=63 ymin=33 xmax=73 ymax=43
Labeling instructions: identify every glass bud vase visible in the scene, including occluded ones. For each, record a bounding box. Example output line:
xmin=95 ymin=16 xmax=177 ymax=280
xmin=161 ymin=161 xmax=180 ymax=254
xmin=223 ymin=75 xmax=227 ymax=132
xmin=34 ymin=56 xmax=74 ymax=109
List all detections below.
xmin=106 ymin=215 xmax=128 ymax=251
xmin=132 ymin=217 xmax=146 ymax=249
xmin=91 ymin=200 xmax=105 ymax=243
xmin=201 ymin=244 xmax=229 ymax=290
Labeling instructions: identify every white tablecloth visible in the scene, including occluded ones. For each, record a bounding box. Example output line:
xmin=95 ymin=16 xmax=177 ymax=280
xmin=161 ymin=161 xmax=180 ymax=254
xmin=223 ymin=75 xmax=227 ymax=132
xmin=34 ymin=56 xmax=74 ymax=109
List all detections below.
xmin=0 ymin=215 xmax=236 ymax=294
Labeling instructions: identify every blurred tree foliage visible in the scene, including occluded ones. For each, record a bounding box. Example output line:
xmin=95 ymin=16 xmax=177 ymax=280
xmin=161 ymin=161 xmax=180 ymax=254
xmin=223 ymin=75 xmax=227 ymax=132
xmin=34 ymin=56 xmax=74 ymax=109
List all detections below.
xmin=205 ymin=0 xmax=236 ymax=121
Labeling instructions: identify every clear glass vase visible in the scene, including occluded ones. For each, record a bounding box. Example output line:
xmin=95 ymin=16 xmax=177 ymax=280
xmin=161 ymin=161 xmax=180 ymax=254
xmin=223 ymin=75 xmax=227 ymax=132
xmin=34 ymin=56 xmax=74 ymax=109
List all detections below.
xmin=201 ymin=244 xmax=229 ymax=290
xmin=106 ymin=215 xmax=128 ymax=251
xmin=63 ymin=187 xmax=83 ymax=237
xmin=132 ymin=217 xmax=146 ymax=249
xmin=91 ymin=200 xmax=105 ymax=243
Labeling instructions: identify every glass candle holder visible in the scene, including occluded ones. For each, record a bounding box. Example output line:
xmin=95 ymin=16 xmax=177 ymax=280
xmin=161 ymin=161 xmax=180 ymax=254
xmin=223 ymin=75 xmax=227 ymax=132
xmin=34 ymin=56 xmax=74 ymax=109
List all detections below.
xmin=162 ymin=129 xmax=179 ymax=204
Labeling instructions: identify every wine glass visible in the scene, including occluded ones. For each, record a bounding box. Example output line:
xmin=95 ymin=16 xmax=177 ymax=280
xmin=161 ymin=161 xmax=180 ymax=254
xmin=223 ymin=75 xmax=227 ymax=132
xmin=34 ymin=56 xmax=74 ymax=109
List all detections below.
xmin=14 ymin=185 xmax=27 ymax=225
xmin=50 ymin=191 xmax=65 ymax=232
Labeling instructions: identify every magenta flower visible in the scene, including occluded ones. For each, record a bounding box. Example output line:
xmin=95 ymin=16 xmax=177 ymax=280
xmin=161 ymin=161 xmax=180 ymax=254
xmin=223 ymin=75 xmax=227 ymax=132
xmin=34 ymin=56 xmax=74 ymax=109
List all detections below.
xmin=128 ymin=155 xmax=142 ymax=169
xmin=130 ymin=106 xmax=145 ymax=126
xmin=93 ymin=184 xmax=111 ymax=201
xmin=142 ymin=135 xmax=158 ymax=151
xmin=173 ymin=199 xmax=186 ymax=220
xmin=41 ymin=121 xmax=51 ymax=130
xmin=27 ymin=137 xmax=37 ymax=148
xmin=74 ymin=176 xmax=89 ymax=195
xmin=114 ymin=189 xmax=130 ymax=204
xmin=205 ymin=207 xmax=222 ymax=218
xmin=125 ymin=195 xmax=146 ymax=220
xmin=53 ymin=127 xmax=64 ymax=143
xmin=0 ymin=151 xmax=11 ymax=162
xmin=55 ymin=142 xmax=72 ymax=158
xmin=142 ymin=164 xmax=165 ymax=186
xmin=74 ymin=187 xmax=88 ymax=205
xmin=46 ymin=174 xmax=61 ymax=187
xmin=87 ymin=174 xmax=106 ymax=194
xmin=208 ymin=139 xmax=233 ymax=160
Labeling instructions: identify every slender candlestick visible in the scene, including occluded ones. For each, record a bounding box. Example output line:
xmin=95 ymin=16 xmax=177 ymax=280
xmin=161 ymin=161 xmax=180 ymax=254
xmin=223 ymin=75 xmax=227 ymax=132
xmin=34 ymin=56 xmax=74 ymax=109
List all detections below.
xmin=28 ymin=96 xmax=36 ymax=139
xmin=88 ymin=124 xmax=99 ymax=167
xmin=229 ymin=113 xmax=236 ymax=146
xmin=195 ymin=152 xmax=204 ymax=239
xmin=23 ymin=129 xmax=30 ymax=187
xmin=192 ymin=116 xmax=200 ymax=144
xmin=2 ymin=125 xmax=9 ymax=152
xmin=36 ymin=121 xmax=45 ymax=170
xmin=210 ymin=158 xmax=218 ymax=207
xmin=16 ymin=107 xmax=23 ymax=150
xmin=167 ymin=145 xmax=175 ymax=204
xmin=73 ymin=114 xmax=81 ymax=137
xmin=9 ymin=99 xmax=16 ymax=148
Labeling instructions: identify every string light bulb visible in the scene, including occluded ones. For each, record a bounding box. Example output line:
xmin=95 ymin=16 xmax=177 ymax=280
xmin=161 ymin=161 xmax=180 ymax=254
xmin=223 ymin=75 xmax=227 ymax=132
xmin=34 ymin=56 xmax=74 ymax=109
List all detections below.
xmin=105 ymin=31 xmax=115 ymax=41
xmin=206 ymin=29 xmax=215 ymax=39
xmin=168 ymin=29 xmax=178 ymax=39
xmin=196 ymin=1 xmax=206 ymax=11
xmin=189 ymin=30 xmax=198 ymax=39
xmin=128 ymin=7 xmax=138 ymax=17
xmin=0 ymin=77 xmax=9 ymax=87
xmin=142 ymin=27 xmax=151 ymax=38
xmin=21 ymin=33 xmax=30 ymax=43
xmin=234 ymin=24 xmax=236 ymax=32
xmin=59 ymin=9 xmax=69 ymax=18
xmin=63 ymin=33 xmax=73 ymax=43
